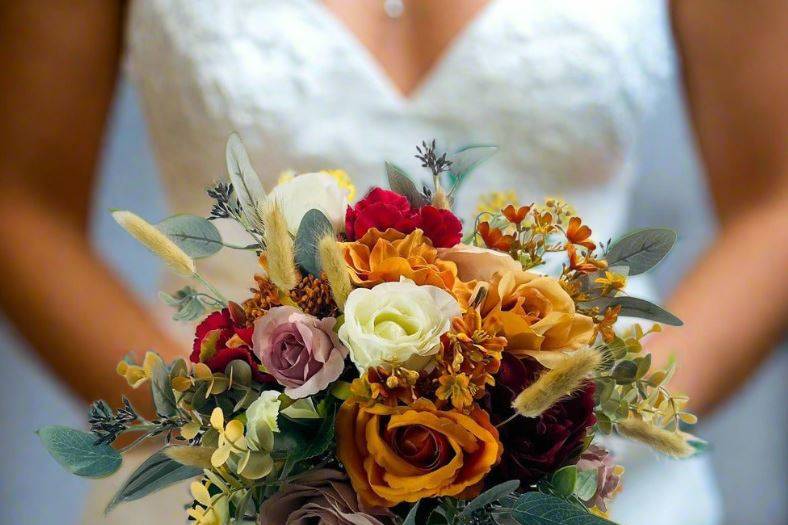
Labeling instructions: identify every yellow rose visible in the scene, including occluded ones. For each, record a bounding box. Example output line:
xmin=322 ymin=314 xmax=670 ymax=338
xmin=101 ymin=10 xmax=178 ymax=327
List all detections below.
xmin=479 ymin=270 xmax=594 ymax=364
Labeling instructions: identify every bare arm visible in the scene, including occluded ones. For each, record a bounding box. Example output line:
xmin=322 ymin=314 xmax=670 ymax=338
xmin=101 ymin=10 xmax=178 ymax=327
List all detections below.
xmin=0 ymin=2 xmax=183 ymax=411
xmin=651 ymin=0 xmax=788 ymax=414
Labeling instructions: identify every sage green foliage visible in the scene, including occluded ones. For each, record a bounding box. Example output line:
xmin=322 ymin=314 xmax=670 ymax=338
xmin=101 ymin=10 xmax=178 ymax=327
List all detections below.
xmin=157 ymin=214 xmax=223 ymax=258
xmin=605 ymin=228 xmax=676 ymax=275
xmin=447 ymin=144 xmax=498 ymax=192
xmin=276 ymin=400 xmax=337 ymax=477
xmin=149 ymin=353 xmax=177 ymax=417
xmin=458 ymin=480 xmax=520 ymax=519
xmin=106 ymin=450 xmax=201 ymax=513
xmin=574 ymin=470 xmax=598 ymax=501
xmin=160 ymin=286 xmax=216 ymax=322
xmin=596 ymin=295 xmax=683 ymax=326
xmin=504 ymin=492 xmax=616 ymax=524
xmin=294 ymin=208 xmax=334 ymax=276
xmin=385 ymin=162 xmax=430 ymax=208
xmin=37 ymin=426 xmax=122 ymax=478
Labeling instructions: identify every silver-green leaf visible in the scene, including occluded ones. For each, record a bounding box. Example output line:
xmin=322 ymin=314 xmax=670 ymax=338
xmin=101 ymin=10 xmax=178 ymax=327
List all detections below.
xmin=605 ymin=228 xmax=676 ymax=275
xmin=592 ymin=296 xmax=683 ymax=326
xmin=385 ymin=162 xmax=429 ymax=208
xmin=37 ymin=426 xmax=122 ymax=478
xmin=105 ymin=450 xmax=201 ymax=513
xmin=506 ymin=492 xmax=617 ymax=524
xmin=294 ymin=208 xmax=334 ymax=276
xmin=226 ymin=133 xmax=267 ymax=231
xmin=449 ymin=144 xmax=498 ymax=180
xmin=157 ymin=214 xmax=223 ymax=258
xmin=403 ymin=501 xmax=420 ymax=525
xmin=574 ymin=470 xmax=598 ymax=501
xmin=460 ymin=480 xmax=520 ymax=518
xmin=148 ymin=353 xmax=177 ymax=417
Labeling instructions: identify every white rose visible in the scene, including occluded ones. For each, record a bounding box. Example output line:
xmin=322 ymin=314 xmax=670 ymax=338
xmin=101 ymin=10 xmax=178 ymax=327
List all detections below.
xmin=267 ymin=172 xmax=349 ymax=234
xmin=338 ymin=279 xmax=462 ymax=372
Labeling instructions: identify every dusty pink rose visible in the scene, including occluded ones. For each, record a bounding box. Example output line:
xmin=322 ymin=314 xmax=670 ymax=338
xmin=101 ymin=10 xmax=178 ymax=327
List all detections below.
xmin=253 ymin=306 xmax=347 ymax=399
xmin=576 ymin=445 xmax=624 ymax=513
xmin=257 ymin=469 xmax=393 ymax=525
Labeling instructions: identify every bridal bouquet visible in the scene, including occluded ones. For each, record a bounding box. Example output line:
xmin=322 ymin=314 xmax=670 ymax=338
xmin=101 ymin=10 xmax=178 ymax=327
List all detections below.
xmin=39 ymin=136 xmax=704 ymax=524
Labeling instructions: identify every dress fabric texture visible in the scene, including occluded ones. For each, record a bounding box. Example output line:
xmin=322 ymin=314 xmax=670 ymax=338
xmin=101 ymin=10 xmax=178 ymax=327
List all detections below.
xmin=82 ymin=0 xmax=722 ymax=523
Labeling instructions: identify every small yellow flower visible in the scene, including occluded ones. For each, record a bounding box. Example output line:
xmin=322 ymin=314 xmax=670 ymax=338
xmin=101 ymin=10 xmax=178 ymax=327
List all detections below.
xmin=115 ymin=352 xmax=161 ymax=388
xmin=476 ymin=191 xmax=519 ymax=216
xmin=594 ymin=271 xmax=628 ymax=296
xmin=210 ymin=407 xmax=246 ymax=468
xmin=436 ymin=373 xmax=474 ymax=411
xmin=188 ymin=479 xmax=229 ymax=525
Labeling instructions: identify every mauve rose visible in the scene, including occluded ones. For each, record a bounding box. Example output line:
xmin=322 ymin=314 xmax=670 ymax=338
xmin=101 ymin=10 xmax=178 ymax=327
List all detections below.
xmin=576 ymin=445 xmax=623 ymax=512
xmin=258 ymin=469 xmax=393 ymax=525
xmin=252 ymin=306 xmax=347 ymax=399
xmin=486 ymin=353 xmax=596 ymax=484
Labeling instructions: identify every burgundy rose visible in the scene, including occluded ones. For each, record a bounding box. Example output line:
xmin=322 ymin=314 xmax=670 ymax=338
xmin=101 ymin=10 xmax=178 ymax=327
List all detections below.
xmin=486 ymin=353 xmax=596 ymax=484
xmin=417 ymin=205 xmax=463 ymax=248
xmin=253 ymin=306 xmax=348 ymax=399
xmin=190 ymin=305 xmax=270 ymax=383
xmin=345 ymin=188 xmax=418 ymax=241
xmin=344 ymin=187 xmax=463 ymax=248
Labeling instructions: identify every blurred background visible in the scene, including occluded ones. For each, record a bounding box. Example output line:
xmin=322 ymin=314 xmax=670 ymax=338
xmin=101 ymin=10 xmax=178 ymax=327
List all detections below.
xmin=1 ymin=71 xmax=786 ymax=525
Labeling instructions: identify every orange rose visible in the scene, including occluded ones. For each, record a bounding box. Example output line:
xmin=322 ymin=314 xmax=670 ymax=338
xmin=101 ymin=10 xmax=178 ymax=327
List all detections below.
xmin=342 ymin=228 xmax=472 ymax=297
xmin=336 ymin=398 xmax=502 ymax=508
xmin=480 ymin=270 xmax=595 ymax=364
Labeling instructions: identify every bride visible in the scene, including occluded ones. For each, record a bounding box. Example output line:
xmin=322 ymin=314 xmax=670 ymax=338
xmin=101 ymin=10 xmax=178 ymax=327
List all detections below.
xmin=1 ymin=1 xmax=786 ymax=523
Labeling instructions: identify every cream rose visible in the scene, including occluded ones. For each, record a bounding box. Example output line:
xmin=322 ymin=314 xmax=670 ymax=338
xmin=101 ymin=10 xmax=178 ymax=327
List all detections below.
xmin=267 ymin=172 xmax=349 ymax=234
xmin=437 ymin=243 xmax=522 ymax=282
xmin=338 ymin=279 xmax=461 ymax=372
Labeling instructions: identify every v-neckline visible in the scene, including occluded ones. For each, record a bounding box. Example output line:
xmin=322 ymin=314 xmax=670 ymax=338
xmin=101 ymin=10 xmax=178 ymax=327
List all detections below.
xmin=310 ymin=0 xmax=501 ymax=103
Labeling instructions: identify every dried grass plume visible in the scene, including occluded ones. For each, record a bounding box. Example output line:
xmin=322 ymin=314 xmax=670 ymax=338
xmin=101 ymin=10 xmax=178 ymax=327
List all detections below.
xmin=512 ymin=346 xmax=601 ymax=417
xmin=262 ymin=199 xmax=298 ymax=291
xmin=112 ymin=210 xmax=195 ymax=276
xmin=318 ymin=234 xmax=352 ymax=308
xmin=616 ymin=416 xmax=695 ymax=458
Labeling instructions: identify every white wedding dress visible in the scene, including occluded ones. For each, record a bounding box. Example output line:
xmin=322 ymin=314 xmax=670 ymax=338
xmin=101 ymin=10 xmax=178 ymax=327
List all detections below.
xmin=83 ymin=0 xmax=722 ymax=523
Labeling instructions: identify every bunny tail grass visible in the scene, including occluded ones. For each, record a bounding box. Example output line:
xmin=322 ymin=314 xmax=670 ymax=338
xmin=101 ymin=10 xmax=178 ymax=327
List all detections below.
xmin=112 ymin=210 xmax=195 ymax=277
xmin=262 ymin=199 xmax=298 ymax=291
xmin=318 ymin=234 xmax=352 ymax=309
xmin=512 ymin=347 xmax=601 ymax=417
xmin=616 ymin=417 xmax=695 ymax=458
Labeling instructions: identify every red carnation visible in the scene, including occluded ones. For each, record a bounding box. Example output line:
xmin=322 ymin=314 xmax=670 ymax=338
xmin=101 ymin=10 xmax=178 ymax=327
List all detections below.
xmin=417 ymin=205 xmax=463 ymax=248
xmin=485 ymin=354 xmax=596 ymax=484
xmin=345 ymin=187 xmax=462 ymax=248
xmin=190 ymin=305 xmax=271 ymax=383
xmin=345 ymin=188 xmax=418 ymax=241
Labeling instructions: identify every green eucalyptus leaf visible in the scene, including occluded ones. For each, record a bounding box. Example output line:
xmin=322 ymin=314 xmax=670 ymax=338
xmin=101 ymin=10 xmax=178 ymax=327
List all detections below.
xmin=460 ymin=480 xmax=520 ymax=518
xmin=105 ymin=450 xmax=201 ymax=513
xmin=226 ymin=133 xmax=267 ymax=231
xmin=634 ymin=354 xmax=652 ymax=380
xmin=605 ymin=228 xmax=676 ymax=275
xmin=403 ymin=501 xmax=421 ymax=525
xmin=385 ymin=162 xmax=429 ymax=208
xmin=159 ymin=287 xmax=208 ymax=322
xmin=294 ymin=208 xmax=334 ymax=276
xmin=449 ymin=144 xmax=498 ymax=181
xmin=37 ymin=426 xmax=121 ymax=478
xmin=574 ymin=470 xmax=598 ymax=501
xmin=550 ymin=466 xmax=578 ymax=498
xmin=148 ymin=353 xmax=177 ymax=417
xmin=506 ymin=492 xmax=616 ymax=524
xmin=278 ymin=401 xmax=337 ymax=476
xmin=587 ymin=296 xmax=683 ymax=326
xmin=611 ymin=360 xmax=638 ymax=384
xmin=157 ymin=214 xmax=223 ymax=258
